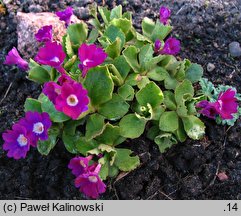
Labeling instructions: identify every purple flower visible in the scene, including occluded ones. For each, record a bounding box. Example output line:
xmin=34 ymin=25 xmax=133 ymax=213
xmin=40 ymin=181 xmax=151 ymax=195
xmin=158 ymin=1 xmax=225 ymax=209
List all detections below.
xmin=214 ymin=89 xmax=238 ymax=120
xmin=196 ymin=100 xmax=218 ymax=119
xmin=34 ymin=41 xmax=66 ymax=72
xmin=2 ymin=123 xmax=31 ymax=159
xmin=43 ymin=81 xmax=61 ymax=104
xmin=78 ymin=43 xmax=108 ymax=77
xmin=35 ymin=25 xmax=53 ymax=43
xmin=154 ymin=39 xmax=162 ymax=53
xmin=74 ymin=164 xmax=106 ymax=199
xmin=160 ymin=6 xmax=171 ymax=25
xmin=56 ymin=7 xmax=73 ymax=27
xmin=20 ymin=111 xmax=52 ymax=144
xmin=159 ymin=37 xmax=181 ymax=55
xmin=68 ymin=156 xmax=94 ymax=177
xmin=4 ymin=47 xmax=29 ymax=71
xmin=55 ymin=81 xmax=89 ymax=119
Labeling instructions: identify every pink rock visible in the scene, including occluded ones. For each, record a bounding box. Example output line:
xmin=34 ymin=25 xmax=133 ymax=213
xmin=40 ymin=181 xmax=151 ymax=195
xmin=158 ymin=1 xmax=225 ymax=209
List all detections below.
xmin=217 ymin=172 xmax=229 ymax=181
xmin=16 ymin=12 xmax=80 ymax=59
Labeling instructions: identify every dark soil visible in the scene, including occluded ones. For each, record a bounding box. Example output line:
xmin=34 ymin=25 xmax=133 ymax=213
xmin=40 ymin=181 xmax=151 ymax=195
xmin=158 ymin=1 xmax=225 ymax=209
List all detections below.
xmin=0 ymin=0 xmax=241 ymax=200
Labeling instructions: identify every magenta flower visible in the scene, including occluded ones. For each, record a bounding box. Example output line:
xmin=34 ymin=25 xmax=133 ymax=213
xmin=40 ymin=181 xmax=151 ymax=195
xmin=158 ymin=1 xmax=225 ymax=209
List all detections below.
xmin=4 ymin=47 xmax=29 ymax=71
xmin=196 ymin=100 xmax=218 ymax=119
xmin=159 ymin=37 xmax=181 ymax=55
xmin=35 ymin=25 xmax=53 ymax=43
xmin=55 ymin=81 xmax=89 ymax=119
xmin=20 ymin=111 xmax=52 ymax=145
xmin=43 ymin=81 xmax=61 ymax=104
xmin=68 ymin=156 xmax=94 ymax=177
xmin=154 ymin=39 xmax=162 ymax=53
xmin=74 ymin=164 xmax=106 ymax=199
xmin=56 ymin=7 xmax=73 ymax=27
xmin=34 ymin=41 xmax=66 ymax=72
xmin=58 ymin=74 xmax=74 ymax=85
xmin=2 ymin=123 xmax=31 ymax=159
xmin=160 ymin=6 xmax=171 ymax=25
xmin=214 ymin=89 xmax=238 ymax=120
xmin=78 ymin=43 xmax=108 ymax=77
xmin=197 ymin=89 xmax=238 ymax=120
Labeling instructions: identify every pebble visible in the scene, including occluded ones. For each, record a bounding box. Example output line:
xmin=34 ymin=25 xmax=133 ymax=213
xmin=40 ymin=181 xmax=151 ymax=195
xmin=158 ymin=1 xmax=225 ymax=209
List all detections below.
xmin=229 ymin=41 xmax=241 ymax=57
xmin=207 ymin=63 xmax=215 ymax=72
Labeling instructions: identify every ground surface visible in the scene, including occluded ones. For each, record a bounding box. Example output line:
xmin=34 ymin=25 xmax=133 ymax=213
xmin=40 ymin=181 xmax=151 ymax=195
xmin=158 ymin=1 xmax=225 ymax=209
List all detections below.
xmin=0 ymin=0 xmax=241 ymax=199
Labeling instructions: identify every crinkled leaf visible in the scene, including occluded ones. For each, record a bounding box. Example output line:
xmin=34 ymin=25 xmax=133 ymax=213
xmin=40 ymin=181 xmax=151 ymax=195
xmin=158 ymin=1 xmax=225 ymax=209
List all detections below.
xmin=163 ymin=91 xmax=176 ymax=111
xmin=28 ymin=66 xmax=51 ymax=84
xmin=118 ymin=84 xmax=135 ymax=101
xmin=104 ymin=25 xmax=125 ymax=49
xmin=139 ymin=44 xmax=154 ymax=69
xmin=154 ymin=133 xmax=177 ymax=153
xmin=112 ymin=55 xmax=131 ymax=80
xmin=182 ymin=115 xmax=205 ymax=140
xmin=147 ymin=66 xmax=168 ymax=81
xmin=185 ymin=63 xmax=203 ymax=83
xmin=123 ymin=45 xmax=141 ymax=73
xmin=114 ymin=148 xmax=140 ymax=171
xmin=119 ymin=114 xmax=146 ymax=138
xmin=159 ymin=111 xmax=179 ymax=132
xmin=136 ymin=82 xmax=164 ymax=108
xmin=76 ymin=136 xmax=99 ymax=155
xmin=110 ymin=5 xmax=122 ymax=19
xmin=110 ymin=18 xmax=132 ymax=35
xmin=86 ymin=113 xmax=106 ymax=140
xmin=98 ymin=94 xmax=129 ymax=120
xmin=142 ymin=17 xmax=155 ymax=37
xmin=105 ymin=38 xmax=121 ymax=59
xmin=151 ymin=21 xmax=172 ymax=42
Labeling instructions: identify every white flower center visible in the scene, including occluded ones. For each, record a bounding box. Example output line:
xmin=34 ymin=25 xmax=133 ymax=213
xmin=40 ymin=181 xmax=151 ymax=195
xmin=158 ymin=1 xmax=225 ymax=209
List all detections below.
xmin=218 ymin=100 xmax=223 ymax=109
xmin=79 ymin=160 xmax=86 ymax=168
xmin=66 ymin=94 xmax=78 ymax=106
xmin=33 ymin=122 xmax=44 ymax=135
xmin=88 ymin=175 xmax=98 ymax=183
xmin=50 ymin=56 xmax=60 ymax=63
xmin=17 ymin=134 xmax=28 ymax=147
xmin=83 ymin=59 xmax=93 ymax=66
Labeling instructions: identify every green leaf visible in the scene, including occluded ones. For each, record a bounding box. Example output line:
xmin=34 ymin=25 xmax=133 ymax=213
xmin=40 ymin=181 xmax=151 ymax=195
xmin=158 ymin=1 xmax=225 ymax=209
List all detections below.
xmin=159 ymin=111 xmax=179 ymax=132
xmin=110 ymin=5 xmax=122 ymax=19
xmin=28 ymin=66 xmax=50 ymax=84
xmin=185 ymin=63 xmax=203 ymax=83
xmin=118 ymin=84 xmax=135 ymax=101
xmin=104 ymin=25 xmax=125 ymax=49
xmin=105 ymin=38 xmax=121 ymax=59
xmin=87 ymin=28 xmax=99 ymax=44
xmin=142 ymin=17 xmax=155 ymax=37
xmin=163 ymin=91 xmax=177 ymax=111
xmin=110 ymin=18 xmax=132 ymax=35
xmin=85 ymin=113 xmax=106 ymax=140
xmin=98 ymin=6 xmax=110 ymax=25
xmin=83 ymin=66 xmax=114 ymax=106
xmin=40 ymin=95 xmax=70 ymax=122
xmin=147 ymin=125 xmax=160 ymax=140
xmin=164 ymin=75 xmax=179 ymax=90
xmin=96 ymin=123 xmax=123 ymax=146
xmin=175 ymin=79 xmax=194 ymax=105
xmin=98 ymin=94 xmax=130 ymax=120
xmin=147 ymin=67 xmax=168 ymax=81
xmin=136 ymin=82 xmax=164 ymax=108
xmin=145 ymin=55 xmax=167 ymax=71
xmin=123 ymin=45 xmax=141 ymax=73
xmin=63 ymin=34 xmax=74 ymax=58
xmin=151 ymin=21 xmax=172 ymax=41
xmin=62 ymin=120 xmax=85 ymax=154
xmin=174 ymin=119 xmax=187 ymax=142
xmin=67 ymin=22 xmax=88 ymax=48
xmin=139 ymin=44 xmax=154 ymax=69
xmin=112 ymin=55 xmax=131 ymax=80
xmin=137 ymin=76 xmax=150 ymax=89
xmin=119 ymin=114 xmax=146 ymax=138
xmin=24 ymin=98 xmax=42 ymax=113
xmin=182 ymin=115 xmax=205 ymax=140
xmin=154 ymin=133 xmax=177 ymax=153
xmin=76 ymin=137 xmax=99 ymax=155
xmin=114 ymin=148 xmax=140 ymax=171
xmin=37 ymin=125 xmax=60 ymax=155
xmin=64 ymin=55 xmax=77 ymax=70
xmin=107 ymin=64 xmax=124 ymax=86
xmin=99 ymin=157 xmax=109 ymax=180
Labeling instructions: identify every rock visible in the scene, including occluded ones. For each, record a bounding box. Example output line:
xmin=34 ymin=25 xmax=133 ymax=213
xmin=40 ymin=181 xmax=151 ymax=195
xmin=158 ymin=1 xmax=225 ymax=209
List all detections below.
xmin=207 ymin=63 xmax=215 ymax=72
xmin=229 ymin=41 xmax=241 ymax=57
xmin=17 ymin=12 xmax=80 ymax=59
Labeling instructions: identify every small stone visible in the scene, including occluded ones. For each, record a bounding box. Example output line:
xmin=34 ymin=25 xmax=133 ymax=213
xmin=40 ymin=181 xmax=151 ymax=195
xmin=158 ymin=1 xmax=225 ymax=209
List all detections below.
xmin=217 ymin=172 xmax=229 ymax=181
xmin=17 ymin=12 xmax=80 ymax=59
xmin=207 ymin=63 xmax=215 ymax=72
xmin=229 ymin=41 xmax=241 ymax=57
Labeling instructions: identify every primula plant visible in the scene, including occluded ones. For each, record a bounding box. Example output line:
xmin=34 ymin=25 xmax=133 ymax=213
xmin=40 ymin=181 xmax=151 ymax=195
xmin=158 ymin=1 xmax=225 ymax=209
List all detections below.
xmin=2 ymin=4 xmax=241 ymax=199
